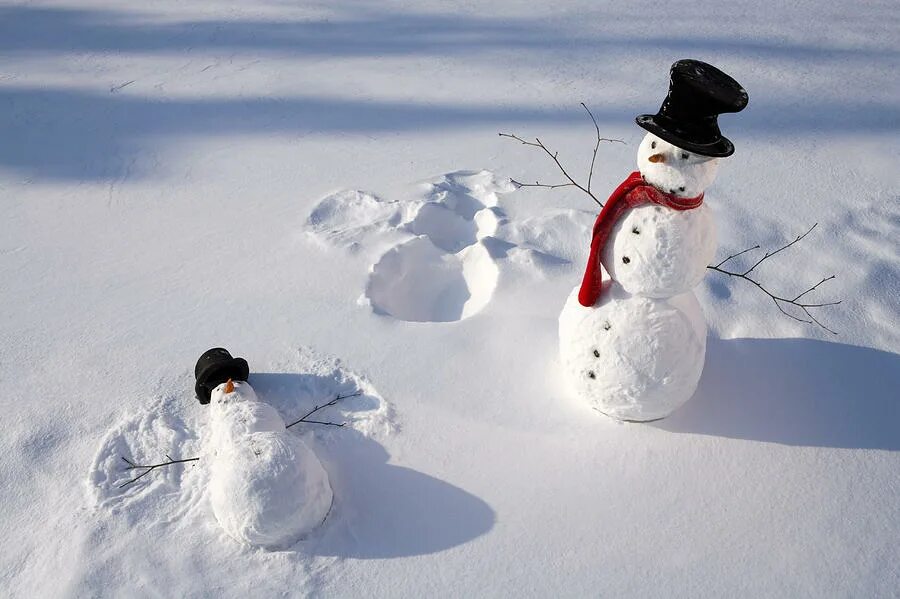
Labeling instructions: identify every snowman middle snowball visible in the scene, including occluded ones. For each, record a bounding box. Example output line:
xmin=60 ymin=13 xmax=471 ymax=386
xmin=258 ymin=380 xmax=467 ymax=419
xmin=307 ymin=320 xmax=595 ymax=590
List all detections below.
xmin=558 ymin=132 xmax=718 ymax=421
xmin=207 ymin=380 xmax=333 ymax=548
xmin=607 ymin=134 xmax=718 ymax=298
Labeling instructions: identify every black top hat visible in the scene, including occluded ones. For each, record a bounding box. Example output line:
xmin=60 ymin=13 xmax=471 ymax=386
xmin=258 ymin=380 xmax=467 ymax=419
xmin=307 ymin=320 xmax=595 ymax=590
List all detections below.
xmin=636 ymin=59 xmax=748 ymax=157
xmin=194 ymin=347 xmax=250 ymax=405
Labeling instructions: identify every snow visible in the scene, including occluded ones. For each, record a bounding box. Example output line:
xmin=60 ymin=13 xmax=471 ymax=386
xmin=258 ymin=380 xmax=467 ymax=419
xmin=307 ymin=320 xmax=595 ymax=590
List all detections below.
xmin=356 ymin=171 xmax=510 ymax=322
xmin=2 ymin=0 xmax=899 ymax=597
xmin=602 ymin=202 xmax=717 ymax=298
xmin=206 ymin=380 xmax=333 ymax=548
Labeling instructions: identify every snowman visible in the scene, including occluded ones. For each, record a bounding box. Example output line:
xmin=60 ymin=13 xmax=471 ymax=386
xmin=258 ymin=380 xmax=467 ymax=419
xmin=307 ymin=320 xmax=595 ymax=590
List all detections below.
xmin=559 ymin=60 xmax=748 ymax=422
xmin=195 ymin=348 xmax=333 ymax=548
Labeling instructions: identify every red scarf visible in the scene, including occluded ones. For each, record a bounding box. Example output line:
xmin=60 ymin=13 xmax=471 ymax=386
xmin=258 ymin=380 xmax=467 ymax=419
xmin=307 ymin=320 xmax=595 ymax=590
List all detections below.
xmin=577 ymin=171 xmax=704 ymax=307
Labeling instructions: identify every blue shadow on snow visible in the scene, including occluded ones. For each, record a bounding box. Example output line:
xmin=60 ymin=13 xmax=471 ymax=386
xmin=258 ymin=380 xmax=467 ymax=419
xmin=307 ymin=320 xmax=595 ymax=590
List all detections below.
xmin=248 ymin=371 xmax=496 ymax=558
xmin=654 ymin=337 xmax=900 ymax=451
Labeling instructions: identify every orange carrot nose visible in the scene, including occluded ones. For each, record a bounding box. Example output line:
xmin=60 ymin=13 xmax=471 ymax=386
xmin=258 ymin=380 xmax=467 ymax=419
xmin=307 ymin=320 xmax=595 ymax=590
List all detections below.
xmin=648 ymin=153 xmax=666 ymax=164
xmin=225 ymin=379 xmax=235 ymax=393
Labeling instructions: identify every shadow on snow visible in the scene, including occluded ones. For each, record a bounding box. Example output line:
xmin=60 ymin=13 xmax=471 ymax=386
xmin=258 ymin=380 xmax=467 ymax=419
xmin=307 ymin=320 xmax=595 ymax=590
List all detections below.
xmin=249 ymin=371 xmax=496 ymax=559
xmin=1 ymin=4 xmax=897 ymax=180
xmin=1 ymin=4 xmax=897 ymax=61
xmin=654 ymin=337 xmax=900 ymax=451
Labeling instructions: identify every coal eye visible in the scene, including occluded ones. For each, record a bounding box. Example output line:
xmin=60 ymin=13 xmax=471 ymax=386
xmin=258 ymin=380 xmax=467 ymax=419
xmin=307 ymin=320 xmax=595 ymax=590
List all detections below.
xmin=681 ymin=152 xmax=689 ymax=160
xmin=651 ymin=141 xmax=657 ymax=149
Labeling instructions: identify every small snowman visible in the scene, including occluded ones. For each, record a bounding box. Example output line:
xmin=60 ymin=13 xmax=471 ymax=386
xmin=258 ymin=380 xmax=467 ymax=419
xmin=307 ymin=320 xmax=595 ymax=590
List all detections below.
xmin=195 ymin=348 xmax=333 ymax=548
xmin=559 ymin=59 xmax=748 ymax=421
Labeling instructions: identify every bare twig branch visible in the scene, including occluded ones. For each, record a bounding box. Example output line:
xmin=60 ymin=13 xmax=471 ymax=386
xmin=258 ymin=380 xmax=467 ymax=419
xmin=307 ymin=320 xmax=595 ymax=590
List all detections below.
xmin=285 ymin=391 xmax=362 ymax=429
xmin=580 ymin=102 xmax=625 ymax=196
xmin=707 ymin=224 xmax=841 ymax=334
xmin=499 ymin=104 xmax=624 ymax=207
xmin=293 ymin=419 xmax=345 ymax=427
xmin=498 ymin=132 xmax=601 ymax=205
xmin=793 ymin=275 xmax=836 ymax=303
xmin=714 ymin=244 xmax=760 ymax=268
xmin=510 ymin=179 xmax=576 ymax=191
xmin=119 ymin=455 xmax=200 ymax=488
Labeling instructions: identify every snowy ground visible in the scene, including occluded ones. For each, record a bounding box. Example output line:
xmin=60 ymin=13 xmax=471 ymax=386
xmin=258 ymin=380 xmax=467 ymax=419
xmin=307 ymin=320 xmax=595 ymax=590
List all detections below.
xmin=1 ymin=1 xmax=898 ymax=597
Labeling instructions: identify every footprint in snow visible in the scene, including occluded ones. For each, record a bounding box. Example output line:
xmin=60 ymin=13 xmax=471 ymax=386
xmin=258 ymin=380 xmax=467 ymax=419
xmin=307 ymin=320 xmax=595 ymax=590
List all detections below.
xmin=305 ymin=190 xmax=408 ymax=254
xmin=307 ymin=170 xmax=593 ymax=324
xmin=364 ymin=170 xmax=514 ymax=322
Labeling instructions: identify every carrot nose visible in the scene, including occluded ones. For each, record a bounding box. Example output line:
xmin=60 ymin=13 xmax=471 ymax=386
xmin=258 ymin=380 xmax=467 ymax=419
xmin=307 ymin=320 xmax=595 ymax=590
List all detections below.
xmin=648 ymin=153 xmax=666 ymax=164
xmin=225 ymin=379 xmax=235 ymax=393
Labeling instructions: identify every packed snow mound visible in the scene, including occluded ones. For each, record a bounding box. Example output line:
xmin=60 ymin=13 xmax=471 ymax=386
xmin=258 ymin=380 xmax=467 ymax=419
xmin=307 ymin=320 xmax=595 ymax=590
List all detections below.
xmin=367 ymin=170 xmax=511 ymax=322
xmin=602 ymin=203 xmax=717 ymax=298
xmin=365 ymin=236 xmax=498 ymax=322
xmin=204 ymin=380 xmax=333 ymax=548
xmin=252 ymin=346 xmax=396 ymax=441
xmin=305 ymin=190 xmax=405 ymax=253
xmin=209 ymin=432 xmax=332 ymax=548
xmin=559 ymin=284 xmax=707 ymax=421
xmin=306 ymin=170 xmax=515 ymax=322
xmin=208 ymin=381 xmax=284 ymax=443
xmin=409 ymin=201 xmax=479 ymax=252
xmin=88 ymin=389 xmax=205 ymax=516
xmin=364 ymin=171 xmax=510 ymax=321
xmin=493 ymin=209 xmax=595 ymax=266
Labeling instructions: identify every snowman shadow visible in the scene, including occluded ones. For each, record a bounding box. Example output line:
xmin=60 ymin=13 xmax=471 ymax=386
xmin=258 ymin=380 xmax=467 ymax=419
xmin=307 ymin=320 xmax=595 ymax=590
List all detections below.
xmin=248 ymin=372 xmax=496 ymax=558
xmin=249 ymin=371 xmax=372 ymax=416
xmin=311 ymin=431 xmax=496 ymax=559
xmin=654 ymin=337 xmax=900 ymax=450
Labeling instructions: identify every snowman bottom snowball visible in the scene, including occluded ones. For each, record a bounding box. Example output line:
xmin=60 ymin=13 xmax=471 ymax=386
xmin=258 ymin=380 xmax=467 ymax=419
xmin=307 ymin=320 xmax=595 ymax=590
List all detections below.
xmin=559 ymin=285 xmax=707 ymax=422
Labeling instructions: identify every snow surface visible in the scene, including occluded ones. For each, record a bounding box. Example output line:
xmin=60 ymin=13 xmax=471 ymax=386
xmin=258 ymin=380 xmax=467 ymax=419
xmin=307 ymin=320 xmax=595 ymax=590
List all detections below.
xmin=2 ymin=1 xmax=899 ymax=597
xmin=355 ymin=171 xmax=511 ymax=322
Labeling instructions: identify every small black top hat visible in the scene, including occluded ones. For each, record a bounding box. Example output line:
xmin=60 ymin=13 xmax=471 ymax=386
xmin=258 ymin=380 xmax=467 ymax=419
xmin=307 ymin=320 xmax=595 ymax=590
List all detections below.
xmin=194 ymin=347 xmax=250 ymax=405
xmin=636 ymin=59 xmax=748 ymax=157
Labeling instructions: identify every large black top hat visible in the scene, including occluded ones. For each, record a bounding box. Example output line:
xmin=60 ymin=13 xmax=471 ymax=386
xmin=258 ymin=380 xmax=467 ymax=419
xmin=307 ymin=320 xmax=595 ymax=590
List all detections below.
xmin=194 ymin=347 xmax=249 ymax=405
xmin=636 ymin=59 xmax=748 ymax=157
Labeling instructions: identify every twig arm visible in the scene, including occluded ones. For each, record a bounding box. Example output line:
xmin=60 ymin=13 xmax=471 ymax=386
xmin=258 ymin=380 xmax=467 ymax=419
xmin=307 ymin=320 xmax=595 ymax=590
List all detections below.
xmin=714 ymin=244 xmax=760 ymax=268
xmin=580 ymin=102 xmax=625 ymax=196
xmin=285 ymin=391 xmax=362 ymax=429
xmin=510 ymin=179 xmax=577 ymax=191
xmin=499 ymin=104 xmax=624 ymax=208
xmin=707 ymin=224 xmax=840 ymax=334
xmin=119 ymin=455 xmax=201 ymax=488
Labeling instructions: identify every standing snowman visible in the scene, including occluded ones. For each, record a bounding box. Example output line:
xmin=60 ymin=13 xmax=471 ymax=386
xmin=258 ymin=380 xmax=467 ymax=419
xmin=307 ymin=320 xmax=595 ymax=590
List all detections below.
xmin=194 ymin=348 xmax=333 ymax=548
xmin=559 ymin=59 xmax=748 ymax=422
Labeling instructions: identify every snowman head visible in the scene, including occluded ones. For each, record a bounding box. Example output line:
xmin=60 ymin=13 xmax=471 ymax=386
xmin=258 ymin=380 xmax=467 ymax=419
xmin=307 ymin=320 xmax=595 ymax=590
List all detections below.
xmin=637 ymin=133 xmax=720 ymax=198
xmin=210 ymin=378 xmax=259 ymax=405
